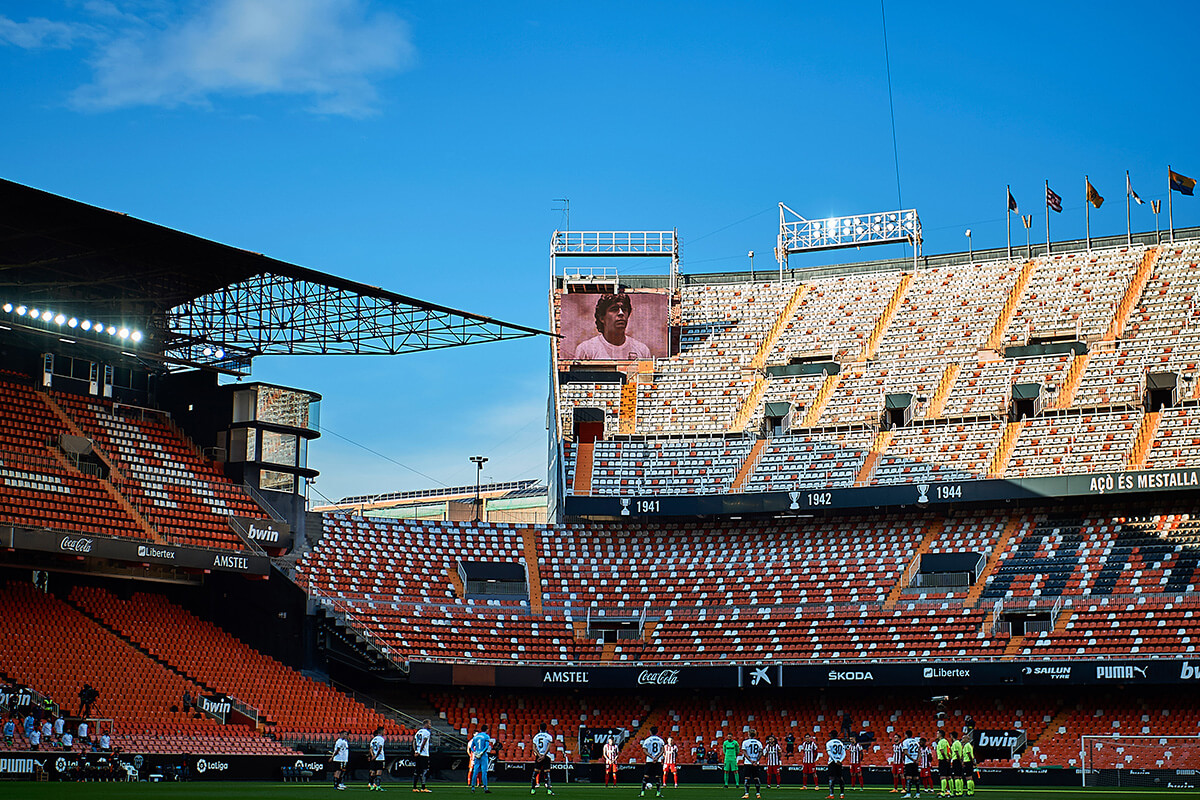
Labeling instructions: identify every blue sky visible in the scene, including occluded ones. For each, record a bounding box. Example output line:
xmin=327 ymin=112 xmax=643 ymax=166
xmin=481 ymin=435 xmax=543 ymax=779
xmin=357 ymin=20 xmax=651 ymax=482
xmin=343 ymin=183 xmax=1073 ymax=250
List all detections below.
xmin=3 ymin=1 xmax=1198 ymax=504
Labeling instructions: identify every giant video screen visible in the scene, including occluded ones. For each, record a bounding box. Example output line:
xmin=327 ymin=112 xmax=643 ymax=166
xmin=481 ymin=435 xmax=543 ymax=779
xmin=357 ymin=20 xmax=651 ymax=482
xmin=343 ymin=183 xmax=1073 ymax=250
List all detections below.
xmin=558 ymin=291 xmax=668 ymax=362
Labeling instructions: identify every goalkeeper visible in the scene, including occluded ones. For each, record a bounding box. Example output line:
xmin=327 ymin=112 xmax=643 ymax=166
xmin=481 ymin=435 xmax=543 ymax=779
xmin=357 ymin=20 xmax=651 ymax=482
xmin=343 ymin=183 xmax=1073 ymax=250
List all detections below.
xmin=723 ymin=735 xmax=740 ymax=788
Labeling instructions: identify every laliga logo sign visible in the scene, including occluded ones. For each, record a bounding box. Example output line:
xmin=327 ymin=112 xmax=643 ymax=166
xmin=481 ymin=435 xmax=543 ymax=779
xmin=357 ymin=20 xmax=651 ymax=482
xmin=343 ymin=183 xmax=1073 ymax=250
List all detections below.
xmin=195 ymin=758 xmax=229 ymax=774
xmin=637 ymin=670 xmax=680 ymax=685
xmin=295 ymin=759 xmax=325 ymax=771
xmin=60 ymin=536 xmax=93 ymax=553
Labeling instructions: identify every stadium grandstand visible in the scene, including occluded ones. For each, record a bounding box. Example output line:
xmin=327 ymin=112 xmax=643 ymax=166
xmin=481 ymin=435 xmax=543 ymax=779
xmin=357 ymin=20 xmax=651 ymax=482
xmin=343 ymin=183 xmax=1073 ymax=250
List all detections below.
xmin=3 ymin=177 xmax=1200 ymax=789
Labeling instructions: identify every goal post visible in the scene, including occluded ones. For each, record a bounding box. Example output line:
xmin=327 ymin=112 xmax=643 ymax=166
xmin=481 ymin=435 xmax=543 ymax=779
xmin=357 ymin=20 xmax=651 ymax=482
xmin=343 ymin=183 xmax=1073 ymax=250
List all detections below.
xmin=1081 ymin=734 xmax=1200 ymax=788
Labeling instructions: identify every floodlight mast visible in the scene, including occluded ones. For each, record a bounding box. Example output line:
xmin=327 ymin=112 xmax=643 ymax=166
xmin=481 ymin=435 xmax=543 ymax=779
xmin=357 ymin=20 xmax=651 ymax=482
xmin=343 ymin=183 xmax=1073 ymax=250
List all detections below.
xmin=550 ymin=230 xmax=680 ymax=293
xmin=776 ymin=203 xmax=922 ymax=275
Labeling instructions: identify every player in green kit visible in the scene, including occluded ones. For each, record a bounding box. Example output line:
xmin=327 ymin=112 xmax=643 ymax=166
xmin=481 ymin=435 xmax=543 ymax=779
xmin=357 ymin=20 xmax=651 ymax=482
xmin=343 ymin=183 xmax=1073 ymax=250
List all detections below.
xmin=723 ymin=736 xmax=740 ymax=788
xmin=934 ymin=731 xmax=951 ymax=797
xmin=948 ymin=731 xmax=964 ymax=797
xmin=960 ymin=736 xmax=975 ymax=797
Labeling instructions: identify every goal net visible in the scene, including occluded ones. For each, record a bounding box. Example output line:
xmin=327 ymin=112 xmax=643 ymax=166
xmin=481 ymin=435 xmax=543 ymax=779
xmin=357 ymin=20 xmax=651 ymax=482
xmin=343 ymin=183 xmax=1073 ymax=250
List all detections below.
xmin=1081 ymin=735 xmax=1200 ymax=788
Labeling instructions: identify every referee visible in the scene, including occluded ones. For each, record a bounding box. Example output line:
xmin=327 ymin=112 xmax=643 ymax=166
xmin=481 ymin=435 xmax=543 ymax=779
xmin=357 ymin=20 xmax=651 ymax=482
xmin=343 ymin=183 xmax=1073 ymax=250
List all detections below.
xmin=961 ymin=734 xmax=976 ymax=797
xmin=935 ymin=730 xmax=951 ymax=797
xmin=949 ymin=731 xmax=965 ymax=798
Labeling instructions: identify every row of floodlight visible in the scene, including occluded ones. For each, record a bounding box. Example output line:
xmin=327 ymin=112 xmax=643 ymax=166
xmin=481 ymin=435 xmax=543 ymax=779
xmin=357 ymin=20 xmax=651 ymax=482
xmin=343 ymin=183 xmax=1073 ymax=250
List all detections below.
xmin=2 ymin=302 xmax=143 ymax=343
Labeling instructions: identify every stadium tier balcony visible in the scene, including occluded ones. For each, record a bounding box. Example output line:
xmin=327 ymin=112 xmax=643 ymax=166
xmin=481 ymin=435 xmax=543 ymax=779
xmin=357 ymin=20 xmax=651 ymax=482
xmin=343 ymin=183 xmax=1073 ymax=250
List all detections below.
xmin=771 ymin=271 xmax=904 ymax=362
xmin=555 ymin=238 xmax=1200 ymax=490
xmin=743 ymin=429 xmax=873 ymax=492
xmin=299 ymin=514 xmax=529 ymax=606
xmin=871 ymin=420 xmax=1004 ymax=486
xmin=0 ymin=580 xmax=296 ymax=755
xmin=940 ymin=354 xmax=1072 ymax=418
xmin=1146 ymin=405 xmax=1200 ymax=469
xmin=874 ymin=260 xmax=1023 ymax=364
xmin=68 ymin=585 xmax=407 ymax=743
xmin=0 ymin=376 xmax=148 ymax=539
xmin=301 ymin=507 xmax=1200 ymax=666
xmin=1003 ymin=247 xmax=1144 ymax=345
xmin=52 ymin=392 xmax=260 ymax=550
xmin=587 ymin=437 xmax=754 ymax=496
xmin=981 ymin=511 xmax=1200 ymax=601
xmin=1003 ymin=409 xmax=1142 ymax=478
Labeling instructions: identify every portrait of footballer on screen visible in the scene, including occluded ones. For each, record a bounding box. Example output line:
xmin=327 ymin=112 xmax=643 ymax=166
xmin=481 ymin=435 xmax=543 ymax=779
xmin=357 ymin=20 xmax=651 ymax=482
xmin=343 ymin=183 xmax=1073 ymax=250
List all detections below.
xmin=559 ymin=291 xmax=668 ymax=362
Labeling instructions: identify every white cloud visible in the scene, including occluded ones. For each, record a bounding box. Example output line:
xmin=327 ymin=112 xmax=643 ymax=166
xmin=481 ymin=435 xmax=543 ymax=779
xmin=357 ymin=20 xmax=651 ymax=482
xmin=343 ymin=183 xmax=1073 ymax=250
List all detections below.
xmin=58 ymin=0 xmax=415 ymax=116
xmin=0 ymin=15 xmax=95 ymax=48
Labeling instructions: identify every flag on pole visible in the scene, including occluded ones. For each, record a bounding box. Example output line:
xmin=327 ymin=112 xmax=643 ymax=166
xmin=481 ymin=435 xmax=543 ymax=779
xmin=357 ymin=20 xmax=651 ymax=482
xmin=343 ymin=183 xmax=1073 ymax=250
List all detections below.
xmin=1008 ymin=189 xmax=1018 ymax=213
xmin=1170 ymin=169 xmax=1196 ymax=196
xmin=1046 ymin=185 xmax=1062 ymax=212
xmin=1086 ymin=179 xmax=1104 ymax=208
xmin=1127 ymin=173 xmax=1144 ymax=205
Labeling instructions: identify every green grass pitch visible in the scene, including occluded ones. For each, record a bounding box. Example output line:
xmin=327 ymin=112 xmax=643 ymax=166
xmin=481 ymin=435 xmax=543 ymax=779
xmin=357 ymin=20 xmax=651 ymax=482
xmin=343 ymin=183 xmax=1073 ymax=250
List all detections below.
xmin=0 ymin=783 xmax=1196 ymax=799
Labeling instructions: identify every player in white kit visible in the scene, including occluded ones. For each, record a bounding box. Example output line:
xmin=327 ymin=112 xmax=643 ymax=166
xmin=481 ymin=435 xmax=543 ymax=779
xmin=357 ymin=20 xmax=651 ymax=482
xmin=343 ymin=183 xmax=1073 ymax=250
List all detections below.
xmin=531 ymin=723 xmax=555 ymax=795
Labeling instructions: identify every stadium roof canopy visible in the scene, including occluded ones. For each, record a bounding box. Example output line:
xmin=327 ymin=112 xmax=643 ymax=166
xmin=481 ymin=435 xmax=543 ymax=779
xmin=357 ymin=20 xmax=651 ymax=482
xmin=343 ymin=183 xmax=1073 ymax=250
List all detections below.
xmin=0 ymin=178 xmax=549 ymax=372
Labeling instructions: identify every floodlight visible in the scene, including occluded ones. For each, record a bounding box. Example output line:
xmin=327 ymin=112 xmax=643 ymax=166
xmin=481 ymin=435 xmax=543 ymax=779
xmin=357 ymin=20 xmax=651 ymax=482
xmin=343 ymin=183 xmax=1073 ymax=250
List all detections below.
xmin=1 ymin=303 xmax=10 ymax=313
xmin=55 ymin=314 xmax=66 ymax=325
xmin=41 ymin=310 xmax=53 ymax=322
xmin=131 ymin=331 xmax=143 ymax=343
xmin=118 ymin=328 xmax=129 ymax=339
xmin=68 ymin=318 xmax=78 ymax=328
xmin=81 ymin=320 xmax=92 ymax=331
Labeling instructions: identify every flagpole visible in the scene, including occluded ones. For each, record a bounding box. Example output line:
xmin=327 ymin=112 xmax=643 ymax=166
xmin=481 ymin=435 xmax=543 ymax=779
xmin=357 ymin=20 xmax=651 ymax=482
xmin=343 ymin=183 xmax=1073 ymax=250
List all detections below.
xmin=1169 ymin=165 xmax=1176 ymax=242
xmin=1085 ymin=175 xmax=1091 ymax=251
xmin=1126 ymin=170 xmax=1132 ymax=247
xmin=1006 ymin=184 xmax=1012 ymax=261
xmin=1045 ymin=179 xmax=1051 ymax=256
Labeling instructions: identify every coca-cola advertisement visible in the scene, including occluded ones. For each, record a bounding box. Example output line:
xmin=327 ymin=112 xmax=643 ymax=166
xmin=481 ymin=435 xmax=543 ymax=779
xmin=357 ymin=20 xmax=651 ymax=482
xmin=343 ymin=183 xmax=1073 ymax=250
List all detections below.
xmin=8 ymin=526 xmax=269 ymax=576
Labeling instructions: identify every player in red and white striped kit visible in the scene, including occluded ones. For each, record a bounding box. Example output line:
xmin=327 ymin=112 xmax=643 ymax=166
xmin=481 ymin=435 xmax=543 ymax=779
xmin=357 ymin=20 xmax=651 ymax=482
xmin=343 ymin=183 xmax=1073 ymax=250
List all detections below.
xmin=800 ymin=734 xmax=821 ymax=790
xmin=919 ymin=737 xmax=934 ymax=791
xmin=662 ymin=737 xmax=679 ymax=788
xmin=889 ymin=734 xmax=903 ymax=793
xmin=846 ymin=739 xmax=864 ymax=790
xmin=763 ymin=735 xmax=783 ymax=788
xmin=603 ymin=736 xmax=620 ymax=787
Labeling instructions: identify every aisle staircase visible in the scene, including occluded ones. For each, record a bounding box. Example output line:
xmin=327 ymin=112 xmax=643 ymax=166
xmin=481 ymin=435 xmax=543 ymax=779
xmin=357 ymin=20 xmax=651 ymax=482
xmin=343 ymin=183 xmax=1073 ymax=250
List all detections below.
xmin=520 ymin=529 xmax=544 ymax=614
xmin=573 ymin=441 xmax=595 ymax=495
xmin=860 ymin=272 xmax=914 ymax=360
xmin=925 ymin=363 xmax=962 ymax=418
xmin=883 ymin=518 xmax=943 ymax=609
xmin=1103 ymin=247 xmax=1159 ymax=341
xmin=751 ymin=285 xmax=809 ymax=369
xmin=985 ymin=259 xmax=1039 ymax=349
xmin=730 ymin=439 xmax=767 ymax=491
xmin=966 ymin=515 xmax=1027 ymax=606
xmin=800 ymin=373 xmax=842 ymax=426
xmin=618 ymin=380 xmax=639 ymax=434
xmin=1053 ymin=352 xmax=1092 ymax=409
xmin=854 ymin=430 xmax=894 ymax=486
xmin=986 ymin=419 xmax=1026 ymax=478
xmin=1125 ymin=410 xmax=1161 ymax=470
xmin=731 ymin=374 xmax=768 ymax=432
